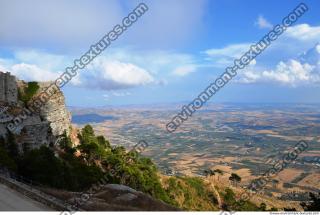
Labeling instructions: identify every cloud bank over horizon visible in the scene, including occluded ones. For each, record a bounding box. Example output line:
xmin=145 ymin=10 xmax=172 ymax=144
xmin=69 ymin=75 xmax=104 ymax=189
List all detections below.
xmin=0 ymin=0 xmax=319 ymax=105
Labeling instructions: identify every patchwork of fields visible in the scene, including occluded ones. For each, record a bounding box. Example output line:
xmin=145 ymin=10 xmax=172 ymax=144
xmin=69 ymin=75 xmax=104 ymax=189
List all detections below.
xmin=71 ymin=103 xmax=320 ymax=202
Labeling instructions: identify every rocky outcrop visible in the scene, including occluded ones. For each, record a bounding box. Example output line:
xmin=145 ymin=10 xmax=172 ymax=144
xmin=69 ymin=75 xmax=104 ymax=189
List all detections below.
xmin=0 ymin=71 xmax=71 ymax=151
xmin=41 ymin=184 xmax=179 ymax=211
xmin=37 ymin=82 xmax=71 ymax=137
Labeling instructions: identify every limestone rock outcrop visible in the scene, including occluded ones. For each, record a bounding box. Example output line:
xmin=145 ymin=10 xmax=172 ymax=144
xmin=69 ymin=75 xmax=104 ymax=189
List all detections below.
xmin=0 ymin=71 xmax=71 ymax=151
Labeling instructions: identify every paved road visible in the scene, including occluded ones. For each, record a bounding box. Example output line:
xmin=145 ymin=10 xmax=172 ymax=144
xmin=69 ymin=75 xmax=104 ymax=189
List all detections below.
xmin=0 ymin=183 xmax=49 ymax=211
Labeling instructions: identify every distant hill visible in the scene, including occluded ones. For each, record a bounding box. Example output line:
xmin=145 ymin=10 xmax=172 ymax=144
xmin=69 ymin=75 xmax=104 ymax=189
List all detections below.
xmin=72 ymin=113 xmax=117 ymax=124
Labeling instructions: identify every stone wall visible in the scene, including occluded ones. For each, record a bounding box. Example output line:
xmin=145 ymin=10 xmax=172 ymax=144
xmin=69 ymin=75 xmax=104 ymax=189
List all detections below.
xmin=0 ymin=72 xmax=18 ymax=104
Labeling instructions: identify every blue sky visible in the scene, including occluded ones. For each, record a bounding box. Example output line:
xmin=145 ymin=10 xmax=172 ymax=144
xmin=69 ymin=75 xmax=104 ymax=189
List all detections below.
xmin=0 ymin=0 xmax=320 ymax=107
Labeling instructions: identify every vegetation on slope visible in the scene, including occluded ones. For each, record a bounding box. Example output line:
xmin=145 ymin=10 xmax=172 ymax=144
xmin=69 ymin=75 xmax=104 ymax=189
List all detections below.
xmin=0 ymin=124 xmax=270 ymax=211
xmin=0 ymin=125 xmax=174 ymax=205
xmin=18 ymin=81 xmax=40 ymax=103
xmin=162 ymin=176 xmax=219 ymax=211
xmin=221 ymin=187 xmax=260 ymax=211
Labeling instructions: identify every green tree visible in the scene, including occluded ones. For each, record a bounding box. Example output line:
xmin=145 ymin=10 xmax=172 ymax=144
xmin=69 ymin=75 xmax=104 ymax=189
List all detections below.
xmin=58 ymin=131 xmax=76 ymax=155
xmin=97 ymin=135 xmax=111 ymax=149
xmin=229 ymin=173 xmax=241 ymax=187
xmin=6 ymin=131 xmax=19 ymax=159
xmin=77 ymin=142 xmax=100 ymax=162
xmin=80 ymin=125 xmax=95 ymax=141
xmin=214 ymin=169 xmax=223 ymax=181
xmin=0 ymin=146 xmax=17 ymax=171
xmin=18 ymin=146 xmax=66 ymax=188
xmin=77 ymin=125 xmax=108 ymax=162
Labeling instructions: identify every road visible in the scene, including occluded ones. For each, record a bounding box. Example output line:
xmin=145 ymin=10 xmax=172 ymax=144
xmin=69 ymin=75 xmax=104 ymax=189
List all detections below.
xmin=0 ymin=183 xmax=49 ymax=211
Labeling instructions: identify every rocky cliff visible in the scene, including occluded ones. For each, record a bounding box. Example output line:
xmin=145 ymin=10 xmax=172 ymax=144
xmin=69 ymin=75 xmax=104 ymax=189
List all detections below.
xmin=0 ymin=71 xmax=71 ymax=151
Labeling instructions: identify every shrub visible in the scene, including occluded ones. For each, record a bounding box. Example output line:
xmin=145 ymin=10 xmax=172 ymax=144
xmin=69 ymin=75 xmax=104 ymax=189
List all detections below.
xmin=19 ymin=82 xmax=40 ymax=103
xmin=0 ymin=146 xmax=17 ymax=171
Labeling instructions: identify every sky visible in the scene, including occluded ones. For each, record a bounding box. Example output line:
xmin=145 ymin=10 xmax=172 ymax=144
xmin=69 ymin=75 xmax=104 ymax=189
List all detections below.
xmin=0 ymin=0 xmax=320 ymax=107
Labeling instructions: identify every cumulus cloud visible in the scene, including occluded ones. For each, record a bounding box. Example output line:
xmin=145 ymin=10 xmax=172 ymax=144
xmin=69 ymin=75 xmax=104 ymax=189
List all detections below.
xmin=255 ymin=15 xmax=273 ymax=29
xmin=237 ymin=44 xmax=320 ymax=86
xmin=11 ymin=63 xmax=59 ymax=82
xmin=0 ymin=59 xmax=59 ymax=82
xmin=0 ymin=48 xmax=199 ymax=90
xmin=285 ymin=24 xmax=320 ymax=41
xmin=239 ymin=60 xmax=317 ymax=85
xmin=81 ymin=59 xmax=155 ymax=90
xmin=1 ymin=59 xmax=154 ymax=90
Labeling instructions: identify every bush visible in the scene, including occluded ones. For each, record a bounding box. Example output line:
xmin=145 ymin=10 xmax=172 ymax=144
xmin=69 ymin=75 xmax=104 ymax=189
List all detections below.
xmin=0 ymin=146 xmax=17 ymax=171
xmin=101 ymin=145 xmax=172 ymax=204
xmin=18 ymin=145 xmax=104 ymax=191
xmin=164 ymin=176 xmax=218 ymax=210
xmin=221 ymin=188 xmax=259 ymax=211
xmin=19 ymin=82 xmax=40 ymax=104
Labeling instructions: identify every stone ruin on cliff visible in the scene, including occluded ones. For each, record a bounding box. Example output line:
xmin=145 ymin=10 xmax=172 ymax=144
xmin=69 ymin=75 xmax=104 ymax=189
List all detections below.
xmin=0 ymin=71 xmax=71 ymax=151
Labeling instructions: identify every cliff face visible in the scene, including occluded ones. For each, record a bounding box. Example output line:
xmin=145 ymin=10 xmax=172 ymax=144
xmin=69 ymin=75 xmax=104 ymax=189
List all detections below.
xmin=0 ymin=71 xmax=71 ymax=151
xmin=37 ymin=82 xmax=71 ymax=136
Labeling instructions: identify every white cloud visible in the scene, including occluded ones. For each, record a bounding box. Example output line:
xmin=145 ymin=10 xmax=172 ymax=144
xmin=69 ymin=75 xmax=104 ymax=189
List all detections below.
xmin=11 ymin=63 xmax=59 ymax=82
xmin=236 ymin=43 xmax=320 ymax=86
xmin=263 ymin=60 xmax=312 ymax=83
xmin=204 ymin=23 xmax=320 ymax=70
xmin=239 ymin=60 xmax=319 ymax=86
xmin=82 ymin=59 xmax=155 ymax=90
xmin=0 ymin=49 xmax=156 ymax=89
xmin=285 ymin=24 xmax=320 ymax=41
xmin=0 ymin=48 xmax=202 ymax=90
xmin=255 ymin=15 xmax=273 ymax=29
xmin=0 ymin=60 xmax=58 ymax=82
xmin=205 ymin=43 xmax=251 ymax=58
xmin=172 ymin=64 xmax=197 ymax=76
xmin=204 ymin=43 xmax=251 ymax=67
